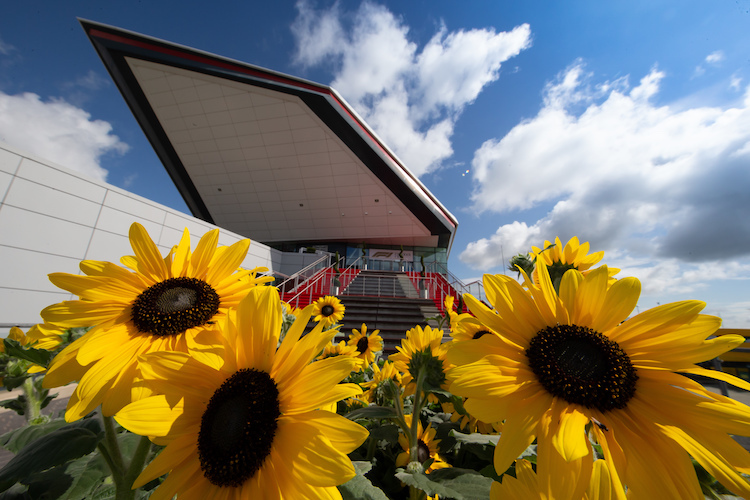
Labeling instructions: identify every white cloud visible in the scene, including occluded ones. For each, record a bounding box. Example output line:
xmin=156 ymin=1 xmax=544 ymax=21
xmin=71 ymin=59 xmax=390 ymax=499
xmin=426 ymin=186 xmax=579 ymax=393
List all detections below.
xmin=461 ymin=62 xmax=750 ymax=273
xmin=64 ymin=70 xmax=110 ymax=91
xmin=0 ymin=36 xmax=14 ymax=55
xmin=705 ymin=50 xmax=725 ymax=64
xmin=694 ymin=50 xmax=725 ymax=77
xmin=707 ymin=301 xmax=750 ymax=329
xmin=291 ymin=0 xmax=531 ymax=176
xmin=731 ymin=74 xmax=743 ymax=91
xmin=0 ymin=91 xmax=128 ymax=182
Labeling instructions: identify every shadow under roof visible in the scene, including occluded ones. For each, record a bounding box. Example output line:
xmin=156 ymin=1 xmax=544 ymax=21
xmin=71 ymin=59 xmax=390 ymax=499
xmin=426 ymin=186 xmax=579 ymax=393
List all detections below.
xmin=81 ymin=20 xmax=457 ymax=252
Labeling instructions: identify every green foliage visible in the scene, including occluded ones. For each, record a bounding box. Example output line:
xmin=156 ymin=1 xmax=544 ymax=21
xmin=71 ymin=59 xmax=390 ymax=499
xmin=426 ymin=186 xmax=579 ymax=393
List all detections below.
xmin=1 ymin=340 xmax=55 ymax=370
xmin=0 ymin=417 xmax=103 ymax=492
xmin=395 ymin=467 xmax=493 ymax=499
xmin=346 ymin=406 xmax=401 ymax=421
xmin=338 ymin=462 xmax=390 ymax=500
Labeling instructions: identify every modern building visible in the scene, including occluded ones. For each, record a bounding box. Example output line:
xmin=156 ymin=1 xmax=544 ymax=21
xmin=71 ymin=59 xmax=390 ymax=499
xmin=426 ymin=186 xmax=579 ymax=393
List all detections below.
xmin=81 ymin=20 xmax=457 ymax=272
xmin=1 ymin=21 xmax=467 ymax=344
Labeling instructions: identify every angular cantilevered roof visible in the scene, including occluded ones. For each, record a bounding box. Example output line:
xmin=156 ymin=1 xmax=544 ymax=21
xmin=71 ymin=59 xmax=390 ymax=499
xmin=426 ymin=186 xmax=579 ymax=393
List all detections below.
xmin=81 ymin=20 xmax=457 ymax=251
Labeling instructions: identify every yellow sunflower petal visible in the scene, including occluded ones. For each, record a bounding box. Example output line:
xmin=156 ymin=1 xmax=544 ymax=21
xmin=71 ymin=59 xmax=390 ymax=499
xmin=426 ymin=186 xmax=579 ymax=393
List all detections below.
xmin=558 ymin=269 xmax=583 ymax=320
xmin=273 ymin=321 xmax=336 ymax=383
xmin=537 ymin=407 xmax=592 ymax=500
xmin=41 ymin=300 xmax=127 ymax=328
xmin=592 ymin=426 xmax=627 ymax=500
xmin=169 ymin=228 xmax=191 ymax=278
xmin=147 ymin=453 xmax=202 ymax=500
xmin=590 ymin=277 xmax=640 ymax=334
xmin=280 ymin=357 xmax=360 ymax=414
xmin=133 ymin=434 xmax=196 ymax=488
xmin=493 ymin=391 xmax=550 ymax=475
xmin=129 ymin=222 xmax=168 ymax=282
xmin=522 ymin=257 xmax=558 ymax=326
xmin=587 ymin=459 xmax=625 ymax=500
xmin=66 ymin=338 xmax=143 ymax=420
xmin=679 ymin=366 xmax=750 ymax=392
xmin=76 ymin=324 xmax=133 ymax=366
xmin=115 ymin=394 xmax=186 ymax=437
xmin=236 ymin=286 xmax=281 ymax=372
xmin=610 ymin=300 xmax=705 ymax=344
xmin=661 ymin=425 xmax=750 ymax=498
xmin=274 ymin=417 xmax=357 ymax=487
xmin=206 ymin=238 xmax=251 ymax=284
xmin=571 ymin=266 xmax=610 ymax=327
xmin=285 ymin=410 xmax=369 ymax=453
xmin=463 ymin=293 xmax=525 ymax=349
xmin=47 ymin=273 xmax=143 ymax=301
xmin=483 ymin=274 xmax=546 ymax=343
xmin=549 ymin=399 xmax=590 ymax=462
xmin=189 ymin=229 xmax=219 ymax=277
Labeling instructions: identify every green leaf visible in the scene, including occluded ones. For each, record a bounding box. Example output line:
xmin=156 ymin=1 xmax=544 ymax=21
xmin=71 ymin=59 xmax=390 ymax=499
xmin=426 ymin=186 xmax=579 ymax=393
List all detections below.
xmin=478 ymin=464 xmax=502 ymax=482
xmin=0 ymin=483 xmax=31 ymax=499
xmin=22 ymin=467 xmax=73 ymax=500
xmin=450 ymin=430 xmax=499 ymax=446
xmin=1 ymin=377 xmax=28 ymax=391
xmin=2 ymin=340 xmax=54 ymax=369
xmin=55 ymin=452 xmax=110 ymax=500
xmin=450 ymin=430 xmax=498 ymax=462
xmin=345 ymin=406 xmax=399 ymax=420
xmin=368 ymin=424 xmax=399 ymax=445
xmin=0 ymin=418 xmax=103 ymax=492
xmin=88 ymin=484 xmax=115 ymax=500
xmin=40 ymin=394 xmax=57 ymax=411
xmin=0 ymin=399 xmax=25 ymax=416
xmin=338 ymin=461 xmax=389 ymax=500
xmin=428 ymin=468 xmax=494 ymax=500
xmin=0 ymin=418 xmax=69 ymax=453
xmin=395 ymin=470 xmax=463 ymax=499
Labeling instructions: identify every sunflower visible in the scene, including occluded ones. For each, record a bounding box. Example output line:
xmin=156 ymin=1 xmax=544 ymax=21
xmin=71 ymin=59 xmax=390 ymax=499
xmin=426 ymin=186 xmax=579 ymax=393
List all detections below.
xmin=2 ymin=324 xmax=63 ymax=374
xmin=389 ymin=325 xmax=450 ymax=396
xmin=444 ymin=296 xmax=497 ymax=343
xmin=450 ymin=316 xmax=499 ymax=343
xmin=448 ymin=262 xmax=750 ymax=499
xmin=281 ymin=300 xmax=304 ymax=318
xmin=490 ymin=459 xmax=624 ymax=500
xmin=312 ymin=295 xmax=345 ymax=327
xmin=442 ymin=399 xmax=501 ymax=435
xmin=530 ymin=236 xmax=618 ymax=289
xmin=115 ymin=286 xmax=368 ymax=499
xmin=360 ymin=360 xmax=402 ymax=404
xmin=395 ymin=414 xmax=451 ymax=473
xmin=40 ymin=222 xmax=272 ymax=421
xmin=15 ymin=323 xmax=65 ymax=351
xmin=318 ymin=340 xmax=364 ymax=370
xmin=347 ymin=323 xmax=383 ymax=369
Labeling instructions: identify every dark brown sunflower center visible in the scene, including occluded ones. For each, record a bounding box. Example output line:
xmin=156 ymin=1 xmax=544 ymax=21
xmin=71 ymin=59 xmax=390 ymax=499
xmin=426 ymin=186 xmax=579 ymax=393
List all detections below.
xmin=321 ymin=305 xmax=335 ymax=316
xmin=472 ymin=330 xmax=490 ymax=340
xmin=356 ymin=336 xmax=370 ymax=353
xmin=526 ymin=324 xmax=637 ymax=412
xmin=198 ymin=368 xmax=280 ymax=488
xmin=131 ymin=277 xmax=220 ymax=337
xmin=417 ymin=440 xmax=430 ymax=463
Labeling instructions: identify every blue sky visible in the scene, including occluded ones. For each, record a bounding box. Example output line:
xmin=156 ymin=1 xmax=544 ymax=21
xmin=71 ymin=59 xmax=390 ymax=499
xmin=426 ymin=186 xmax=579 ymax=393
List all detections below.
xmin=2 ymin=1 xmax=749 ymax=326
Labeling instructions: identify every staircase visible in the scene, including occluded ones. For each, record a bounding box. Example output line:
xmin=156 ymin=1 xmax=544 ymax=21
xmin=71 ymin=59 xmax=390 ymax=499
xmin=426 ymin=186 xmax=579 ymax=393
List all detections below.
xmin=335 ymin=270 xmax=446 ymax=353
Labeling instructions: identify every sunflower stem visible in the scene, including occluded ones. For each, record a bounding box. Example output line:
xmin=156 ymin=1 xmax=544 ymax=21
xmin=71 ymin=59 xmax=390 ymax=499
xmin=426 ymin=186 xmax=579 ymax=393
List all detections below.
xmin=101 ymin=414 xmax=134 ymax=500
xmin=409 ymin=369 xmax=427 ymax=464
xmin=21 ymin=377 xmax=42 ymax=424
xmin=123 ymin=435 xmax=152 ymax=493
xmin=386 ymin=379 xmax=411 ymax=437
